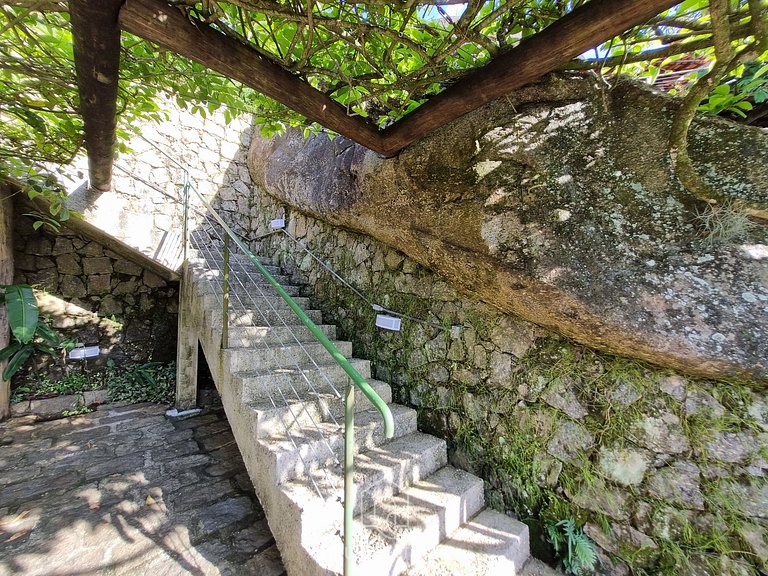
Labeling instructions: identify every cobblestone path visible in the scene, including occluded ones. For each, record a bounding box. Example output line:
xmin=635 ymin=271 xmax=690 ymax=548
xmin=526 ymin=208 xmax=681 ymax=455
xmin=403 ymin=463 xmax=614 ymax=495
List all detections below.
xmin=0 ymin=401 xmax=286 ymax=576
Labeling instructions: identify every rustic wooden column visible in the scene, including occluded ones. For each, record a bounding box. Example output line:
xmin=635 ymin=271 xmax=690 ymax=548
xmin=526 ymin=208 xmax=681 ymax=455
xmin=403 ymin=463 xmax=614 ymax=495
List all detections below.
xmin=0 ymin=190 xmax=14 ymax=420
xmin=69 ymin=0 xmax=122 ymax=191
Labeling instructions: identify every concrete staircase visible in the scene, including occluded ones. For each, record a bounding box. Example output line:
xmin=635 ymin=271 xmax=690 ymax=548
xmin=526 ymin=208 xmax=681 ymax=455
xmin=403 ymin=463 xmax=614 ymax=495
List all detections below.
xmin=181 ymin=248 xmax=530 ymax=576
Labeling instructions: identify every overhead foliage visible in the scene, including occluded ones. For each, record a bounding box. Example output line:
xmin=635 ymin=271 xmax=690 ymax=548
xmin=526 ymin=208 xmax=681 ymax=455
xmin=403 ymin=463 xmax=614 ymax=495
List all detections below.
xmin=0 ymin=0 xmax=765 ymax=167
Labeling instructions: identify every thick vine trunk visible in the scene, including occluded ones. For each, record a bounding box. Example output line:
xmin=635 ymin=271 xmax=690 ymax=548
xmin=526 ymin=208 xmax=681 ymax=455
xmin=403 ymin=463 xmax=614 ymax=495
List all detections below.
xmin=249 ymin=73 xmax=768 ymax=384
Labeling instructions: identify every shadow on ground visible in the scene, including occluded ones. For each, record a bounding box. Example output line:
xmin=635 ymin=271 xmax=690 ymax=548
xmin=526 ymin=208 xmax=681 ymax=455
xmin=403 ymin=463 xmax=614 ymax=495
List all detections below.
xmin=0 ymin=396 xmax=285 ymax=576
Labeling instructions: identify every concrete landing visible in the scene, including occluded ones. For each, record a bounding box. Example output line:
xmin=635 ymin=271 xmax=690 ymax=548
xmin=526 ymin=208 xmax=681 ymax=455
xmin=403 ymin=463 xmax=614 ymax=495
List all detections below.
xmin=0 ymin=401 xmax=286 ymax=576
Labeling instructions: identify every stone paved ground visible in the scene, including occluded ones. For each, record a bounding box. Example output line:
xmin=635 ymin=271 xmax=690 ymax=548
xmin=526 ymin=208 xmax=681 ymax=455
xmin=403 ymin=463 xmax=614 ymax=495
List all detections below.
xmin=0 ymin=401 xmax=286 ymax=576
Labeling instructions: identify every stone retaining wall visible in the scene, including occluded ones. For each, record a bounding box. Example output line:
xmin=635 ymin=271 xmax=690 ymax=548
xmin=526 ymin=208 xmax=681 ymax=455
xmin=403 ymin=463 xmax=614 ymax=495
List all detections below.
xmin=65 ymin=99 xmax=257 ymax=263
xmin=12 ymin=204 xmax=178 ymax=382
xmin=247 ymin=193 xmax=768 ymax=576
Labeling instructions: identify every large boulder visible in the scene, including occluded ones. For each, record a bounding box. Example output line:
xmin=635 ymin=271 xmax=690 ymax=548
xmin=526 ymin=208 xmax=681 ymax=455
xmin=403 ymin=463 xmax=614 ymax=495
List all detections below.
xmin=248 ymin=73 xmax=768 ymax=384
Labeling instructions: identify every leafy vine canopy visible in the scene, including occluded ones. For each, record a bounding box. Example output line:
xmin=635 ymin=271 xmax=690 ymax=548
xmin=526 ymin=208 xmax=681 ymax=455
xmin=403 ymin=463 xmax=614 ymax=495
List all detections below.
xmin=0 ymin=0 xmax=766 ymax=166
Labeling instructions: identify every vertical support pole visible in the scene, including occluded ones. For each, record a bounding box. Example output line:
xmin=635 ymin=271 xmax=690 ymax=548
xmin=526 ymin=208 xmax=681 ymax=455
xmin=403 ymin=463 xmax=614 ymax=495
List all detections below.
xmin=0 ymin=193 xmax=13 ymax=420
xmin=343 ymin=380 xmax=356 ymax=576
xmin=175 ymin=262 xmax=199 ymax=411
xmin=182 ymin=173 xmax=190 ymax=262
xmin=222 ymin=235 xmax=230 ymax=350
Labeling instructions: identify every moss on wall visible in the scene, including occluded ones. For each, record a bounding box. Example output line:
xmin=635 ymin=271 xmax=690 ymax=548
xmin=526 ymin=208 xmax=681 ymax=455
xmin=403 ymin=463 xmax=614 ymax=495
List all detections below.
xmin=243 ymin=190 xmax=768 ymax=575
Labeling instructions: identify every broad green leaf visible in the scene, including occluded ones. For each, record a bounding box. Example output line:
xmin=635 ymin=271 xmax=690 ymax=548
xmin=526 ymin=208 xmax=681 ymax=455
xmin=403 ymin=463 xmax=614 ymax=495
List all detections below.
xmin=4 ymin=285 xmax=38 ymax=344
xmin=3 ymin=346 xmax=34 ymax=381
xmin=35 ymin=322 xmax=61 ymax=346
xmin=0 ymin=341 xmax=22 ymax=362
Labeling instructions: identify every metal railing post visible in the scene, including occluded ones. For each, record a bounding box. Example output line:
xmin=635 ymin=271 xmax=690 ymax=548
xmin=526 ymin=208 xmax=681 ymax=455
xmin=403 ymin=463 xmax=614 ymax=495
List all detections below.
xmin=344 ymin=380 xmax=355 ymax=576
xmin=182 ymin=172 xmax=190 ymax=262
xmin=222 ymin=235 xmax=230 ymax=349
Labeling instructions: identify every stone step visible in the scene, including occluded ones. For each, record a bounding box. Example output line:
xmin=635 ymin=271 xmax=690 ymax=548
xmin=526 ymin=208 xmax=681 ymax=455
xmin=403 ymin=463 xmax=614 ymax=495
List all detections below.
xmin=188 ymin=252 xmax=279 ymax=273
xmin=194 ymin=277 xmax=302 ymax=297
xmin=206 ymin=306 xmax=324 ymax=326
xmin=223 ymin=340 xmax=353 ymax=373
xmin=222 ymin=324 xmax=338 ymax=347
xmin=406 ymin=509 xmax=530 ymax=576
xmin=190 ymin=266 xmax=294 ymax=289
xmin=278 ymin=432 xmax=447 ymax=540
xmin=246 ymin=378 xmax=392 ymax=438
xmin=254 ymin=404 xmax=417 ymax=485
xmin=198 ymin=291 xmax=311 ymax=313
xmin=233 ymin=358 xmax=373 ymax=399
xmin=200 ymin=280 xmax=302 ymax=297
xmin=305 ymin=466 xmax=485 ymax=576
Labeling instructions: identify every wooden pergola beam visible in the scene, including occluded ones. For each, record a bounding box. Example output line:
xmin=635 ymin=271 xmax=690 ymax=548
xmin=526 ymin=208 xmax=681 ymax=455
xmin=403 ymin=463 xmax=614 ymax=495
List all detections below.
xmin=69 ymin=0 xmax=122 ymax=191
xmin=75 ymin=0 xmax=683 ymax=177
xmin=378 ymin=0 xmax=682 ymax=156
xmin=119 ymin=0 xmax=387 ymax=155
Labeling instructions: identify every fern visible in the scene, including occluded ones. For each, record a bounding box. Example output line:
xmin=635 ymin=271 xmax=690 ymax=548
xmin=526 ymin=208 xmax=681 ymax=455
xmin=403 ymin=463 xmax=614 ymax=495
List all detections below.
xmin=547 ymin=518 xmax=598 ymax=575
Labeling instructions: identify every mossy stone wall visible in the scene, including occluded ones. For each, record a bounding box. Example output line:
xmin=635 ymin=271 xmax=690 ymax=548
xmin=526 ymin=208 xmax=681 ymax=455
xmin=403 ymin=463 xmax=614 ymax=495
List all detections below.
xmin=247 ymin=193 xmax=768 ymax=576
xmin=12 ymin=205 xmax=179 ymax=383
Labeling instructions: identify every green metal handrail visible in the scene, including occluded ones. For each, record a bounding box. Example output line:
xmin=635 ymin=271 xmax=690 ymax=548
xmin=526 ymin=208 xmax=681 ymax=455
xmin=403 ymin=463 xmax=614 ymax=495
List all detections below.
xmin=187 ymin=183 xmax=394 ymax=576
xmin=136 ymin=133 xmax=395 ymax=574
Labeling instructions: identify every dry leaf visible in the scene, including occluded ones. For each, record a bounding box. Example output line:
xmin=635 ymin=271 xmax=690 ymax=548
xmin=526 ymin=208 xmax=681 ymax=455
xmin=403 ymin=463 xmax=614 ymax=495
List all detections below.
xmin=145 ymin=495 xmax=156 ymax=506
xmin=0 ymin=510 xmax=30 ymax=527
xmin=6 ymin=530 xmax=29 ymax=542
xmin=89 ymin=503 xmax=100 ymax=510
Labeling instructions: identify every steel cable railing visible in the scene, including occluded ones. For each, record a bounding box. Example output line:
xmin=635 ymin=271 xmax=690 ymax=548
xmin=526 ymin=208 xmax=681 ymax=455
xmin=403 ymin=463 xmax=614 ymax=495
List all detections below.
xmin=188 ymin=217 xmax=344 ymax=496
xmin=134 ymin=135 xmax=393 ymax=575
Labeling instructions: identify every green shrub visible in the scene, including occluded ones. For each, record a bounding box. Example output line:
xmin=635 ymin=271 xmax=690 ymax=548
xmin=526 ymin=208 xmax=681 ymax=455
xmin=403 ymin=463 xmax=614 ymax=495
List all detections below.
xmin=107 ymin=361 xmax=176 ymax=404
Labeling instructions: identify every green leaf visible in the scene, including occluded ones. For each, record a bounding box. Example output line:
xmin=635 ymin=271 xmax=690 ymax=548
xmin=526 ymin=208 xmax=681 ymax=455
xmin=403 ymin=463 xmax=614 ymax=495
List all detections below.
xmin=34 ymin=343 xmax=56 ymax=355
xmin=35 ymin=322 xmax=61 ymax=346
xmin=0 ymin=341 xmax=22 ymax=362
xmin=3 ymin=346 xmax=34 ymax=381
xmin=4 ymin=285 xmax=39 ymax=344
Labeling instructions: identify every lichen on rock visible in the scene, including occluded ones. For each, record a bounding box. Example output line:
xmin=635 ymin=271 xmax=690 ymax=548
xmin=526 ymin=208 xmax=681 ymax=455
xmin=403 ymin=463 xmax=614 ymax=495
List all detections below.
xmin=249 ymin=72 xmax=768 ymax=385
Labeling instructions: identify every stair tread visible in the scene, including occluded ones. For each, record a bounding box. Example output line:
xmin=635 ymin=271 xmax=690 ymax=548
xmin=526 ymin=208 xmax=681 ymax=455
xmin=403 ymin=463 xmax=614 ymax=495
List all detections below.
xmin=406 ymin=509 xmax=530 ymax=576
xmin=207 ymin=308 xmax=324 ymax=326
xmin=232 ymin=357 xmax=370 ymax=378
xmin=281 ymin=432 xmax=447 ymax=510
xmin=307 ymin=466 xmax=485 ymax=573
xmin=260 ymin=403 xmax=414 ymax=450
xmin=224 ymin=325 xmax=337 ymax=347
xmin=225 ymin=339 xmax=349 ymax=352
xmin=247 ymin=377 xmax=390 ymax=409
xmin=228 ymin=324 xmax=336 ymax=331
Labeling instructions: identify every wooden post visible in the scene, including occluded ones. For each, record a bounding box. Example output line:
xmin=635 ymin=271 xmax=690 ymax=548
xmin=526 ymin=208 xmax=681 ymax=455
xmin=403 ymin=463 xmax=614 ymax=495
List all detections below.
xmin=175 ymin=262 xmax=199 ymax=411
xmin=69 ymin=0 xmax=122 ymax=191
xmin=0 ymin=191 xmax=14 ymax=420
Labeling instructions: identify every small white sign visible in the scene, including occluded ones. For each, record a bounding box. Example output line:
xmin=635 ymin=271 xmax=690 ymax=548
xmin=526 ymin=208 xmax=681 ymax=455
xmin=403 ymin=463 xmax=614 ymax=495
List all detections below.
xmin=68 ymin=346 xmax=100 ymax=360
xmin=375 ymin=314 xmax=401 ymax=331
xmin=270 ymin=218 xmax=285 ymax=229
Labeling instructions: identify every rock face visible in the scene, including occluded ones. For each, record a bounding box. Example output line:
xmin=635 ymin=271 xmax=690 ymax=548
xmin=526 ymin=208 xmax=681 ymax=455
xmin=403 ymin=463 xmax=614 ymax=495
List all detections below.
xmin=248 ymin=72 xmax=768 ymax=383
